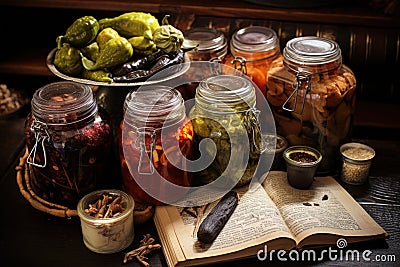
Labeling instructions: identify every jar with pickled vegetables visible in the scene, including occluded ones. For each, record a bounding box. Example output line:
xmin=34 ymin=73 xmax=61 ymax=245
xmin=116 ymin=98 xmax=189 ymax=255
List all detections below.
xmin=119 ymin=86 xmax=193 ymax=205
xmin=190 ymin=75 xmax=263 ymax=188
xmin=266 ymin=36 xmax=357 ymax=173
xmin=225 ymin=26 xmax=280 ymax=96
xmin=24 ymin=81 xmax=113 ymax=209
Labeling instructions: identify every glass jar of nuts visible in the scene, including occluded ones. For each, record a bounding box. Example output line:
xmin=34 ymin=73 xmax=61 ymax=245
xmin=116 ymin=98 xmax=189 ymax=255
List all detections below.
xmin=266 ymin=36 xmax=356 ymax=174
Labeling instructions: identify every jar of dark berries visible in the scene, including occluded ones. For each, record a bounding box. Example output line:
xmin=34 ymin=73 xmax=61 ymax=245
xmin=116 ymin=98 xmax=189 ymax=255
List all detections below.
xmin=24 ymin=81 xmax=113 ymax=209
xmin=119 ymin=86 xmax=193 ymax=206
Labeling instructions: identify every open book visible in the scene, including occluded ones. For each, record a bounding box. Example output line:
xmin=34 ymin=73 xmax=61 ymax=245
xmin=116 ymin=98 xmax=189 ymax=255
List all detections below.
xmin=153 ymin=171 xmax=387 ymax=267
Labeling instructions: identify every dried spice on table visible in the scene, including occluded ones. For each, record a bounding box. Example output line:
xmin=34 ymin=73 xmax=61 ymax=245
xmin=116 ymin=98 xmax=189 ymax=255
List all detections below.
xmin=181 ymin=204 xmax=209 ymax=236
xmin=123 ymin=234 xmax=161 ymax=266
xmin=0 ymin=83 xmax=28 ymax=117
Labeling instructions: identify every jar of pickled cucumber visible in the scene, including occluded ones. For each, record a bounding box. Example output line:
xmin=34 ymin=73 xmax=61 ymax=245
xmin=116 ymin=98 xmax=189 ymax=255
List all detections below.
xmin=119 ymin=86 xmax=193 ymax=205
xmin=225 ymin=26 xmax=280 ymax=96
xmin=24 ymin=81 xmax=113 ymax=209
xmin=266 ymin=36 xmax=357 ymax=173
xmin=190 ymin=75 xmax=263 ymax=188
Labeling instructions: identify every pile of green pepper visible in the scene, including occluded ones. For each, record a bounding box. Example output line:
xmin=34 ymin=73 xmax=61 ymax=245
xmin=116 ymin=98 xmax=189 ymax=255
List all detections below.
xmin=53 ymin=12 xmax=186 ymax=83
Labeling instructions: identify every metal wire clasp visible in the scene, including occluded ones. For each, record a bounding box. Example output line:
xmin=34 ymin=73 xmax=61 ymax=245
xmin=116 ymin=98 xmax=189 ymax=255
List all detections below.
xmin=245 ymin=108 xmax=265 ymax=153
xmin=282 ymin=72 xmax=311 ymax=114
xmin=134 ymin=127 xmax=157 ymax=175
xmin=232 ymin=56 xmax=248 ymax=74
xmin=209 ymin=57 xmax=223 ymax=75
xmin=27 ymin=119 xmax=50 ymax=168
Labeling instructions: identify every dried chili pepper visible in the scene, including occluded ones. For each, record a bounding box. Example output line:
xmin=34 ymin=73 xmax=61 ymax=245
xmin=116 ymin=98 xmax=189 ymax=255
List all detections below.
xmin=112 ymin=49 xmax=184 ymax=83
xmin=111 ymin=49 xmax=165 ymax=77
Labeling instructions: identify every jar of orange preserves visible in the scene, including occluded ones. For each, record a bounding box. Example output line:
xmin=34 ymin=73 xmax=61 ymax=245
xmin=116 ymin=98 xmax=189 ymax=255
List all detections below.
xmin=266 ymin=36 xmax=357 ymax=174
xmin=225 ymin=26 xmax=280 ymax=96
xmin=119 ymin=86 xmax=193 ymax=205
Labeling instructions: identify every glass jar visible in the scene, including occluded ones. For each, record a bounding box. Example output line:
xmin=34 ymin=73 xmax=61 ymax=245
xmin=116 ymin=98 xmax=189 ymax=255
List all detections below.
xmin=189 ymin=75 xmax=263 ymax=188
xmin=183 ymin=27 xmax=228 ymax=62
xmin=178 ymin=28 xmax=229 ymax=101
xmin=266 ymin=36 xmax=357 ymax=173
xmin=225 ymin=26 xmax=280 ymax=96
xmin=119 ymin=86 xmax=193 ymax=206
xmin=340 ymin=142 xmax=375 ymax=185
xmin=24 ymin=81 xmax=113 ymax=209
xmin=77 ymin=189 xmax=135 ymax=254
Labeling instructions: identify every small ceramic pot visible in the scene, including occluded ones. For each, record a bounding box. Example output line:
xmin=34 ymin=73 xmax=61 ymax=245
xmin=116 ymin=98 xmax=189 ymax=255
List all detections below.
xmin=77 ymin=189 xmax=135 ymax=254
xmin=283 ymin=146 xmax=322 ymax=189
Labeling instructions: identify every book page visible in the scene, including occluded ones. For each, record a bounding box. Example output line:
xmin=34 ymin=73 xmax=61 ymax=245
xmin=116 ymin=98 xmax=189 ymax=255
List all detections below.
xmin=155 ymin=184 xmax=295 ymax=265
xmin=263 ymin=171 xmax=387 ymax=246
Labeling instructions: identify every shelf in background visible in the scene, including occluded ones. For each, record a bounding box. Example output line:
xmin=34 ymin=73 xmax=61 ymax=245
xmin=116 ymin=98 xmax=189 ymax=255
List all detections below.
xmin=1 ymin=0 xmax=399 ymax=28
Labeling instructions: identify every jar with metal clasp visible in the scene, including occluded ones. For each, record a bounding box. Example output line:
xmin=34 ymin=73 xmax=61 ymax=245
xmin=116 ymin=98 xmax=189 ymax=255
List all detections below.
xmin=225 ymin=26 xmax=280 ymax=97
xmin=178 ymin=27 xmax=229 ymax=101
xmin=266 ymin=36 xmax=357 ymax=174
xmin=119 ymin=86 xmax=193 ymax=205
xmin=24 ymin=81 xmax=113 ymax=209
xmin=189 ymin=75 xmax=263 ymax=188
xmin=183 ymin=27 xmax=228 ymax=62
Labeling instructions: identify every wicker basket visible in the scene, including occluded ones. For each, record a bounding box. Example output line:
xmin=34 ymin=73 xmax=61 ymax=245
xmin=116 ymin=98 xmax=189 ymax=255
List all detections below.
xmin=16 ymin=147 xmax=154 ymax=222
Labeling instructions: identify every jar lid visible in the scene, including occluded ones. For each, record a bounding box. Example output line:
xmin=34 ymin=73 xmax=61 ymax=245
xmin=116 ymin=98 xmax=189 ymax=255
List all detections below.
xmin=31 ymin=81 xmax=97 ymax=124
xmin=231 ymin=26 xmax=279 ymax=52
xmin=183 ymin=27 xmax=227 ymax=52
xmin=283 ymin=36 xmax=341 ymax=65
xmin=124 ymin=86 xmax=185 ymax=128
xmin=195 ymin=75 xmax=256 ymax=112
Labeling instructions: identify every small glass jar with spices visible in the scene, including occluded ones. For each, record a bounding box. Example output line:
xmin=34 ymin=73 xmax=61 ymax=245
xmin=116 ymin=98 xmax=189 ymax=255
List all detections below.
xmin=189 ymin=75 xmax=263 ymax=188
xmin=24 ymin=81 xmax=113 ymax=209
xmin=266 ymin=36 xmax=357 ymax=173
xmin=225 ymin=26 xmax=280 ymax=97
xmin=119 ymin=86 xmax=193 ymax=206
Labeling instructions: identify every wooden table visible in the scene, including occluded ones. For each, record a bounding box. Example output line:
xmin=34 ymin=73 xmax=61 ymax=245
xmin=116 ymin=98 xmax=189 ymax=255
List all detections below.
xmin=0 ymin=111 xmax=399 ymax=267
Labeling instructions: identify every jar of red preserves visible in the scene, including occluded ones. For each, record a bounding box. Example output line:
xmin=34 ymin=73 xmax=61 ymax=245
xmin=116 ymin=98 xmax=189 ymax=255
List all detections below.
xmin=225 ymin=26 xmax=280 ymax=96
xmin=24 ymin=81 xmax=113 ymax=209
xmin=266 ymin=36 xmax=357 ymax=173
xmin=119 ymin=86 xmax=193 ymax=205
